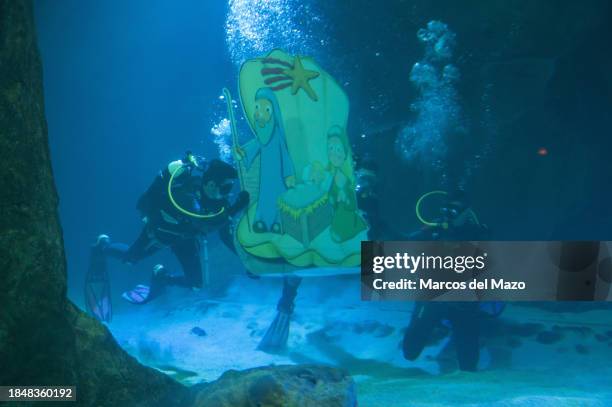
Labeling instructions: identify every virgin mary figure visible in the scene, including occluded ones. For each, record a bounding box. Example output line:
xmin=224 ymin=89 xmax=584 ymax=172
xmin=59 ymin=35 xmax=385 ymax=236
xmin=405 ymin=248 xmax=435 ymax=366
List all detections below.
xmin=236 ymin=87 xmax=295 ymax=234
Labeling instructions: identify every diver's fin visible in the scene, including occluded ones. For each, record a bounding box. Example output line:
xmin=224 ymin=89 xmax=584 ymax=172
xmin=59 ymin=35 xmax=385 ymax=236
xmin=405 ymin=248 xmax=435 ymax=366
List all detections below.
xmin=122 ymin=284 xmax=152 ymax=304
xmin=257 ymin=311 xmax=291 ymax=353
xmin=85 ymin=279 xmax=112 ymax=322
xmin=84 ymin=236 xmax=112 ymax=322
xmin=122 ymin=265 xmax=167 ymax=305
xmin=257 ymin=275 xmax=301 ymax=353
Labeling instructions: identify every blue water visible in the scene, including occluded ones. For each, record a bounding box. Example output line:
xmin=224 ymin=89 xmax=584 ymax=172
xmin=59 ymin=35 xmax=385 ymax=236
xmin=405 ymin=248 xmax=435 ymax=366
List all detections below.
xmin=35 ymin=0 xmax=232 ymax=301
xmin=34 ymin=1 xmax=612 ymax=405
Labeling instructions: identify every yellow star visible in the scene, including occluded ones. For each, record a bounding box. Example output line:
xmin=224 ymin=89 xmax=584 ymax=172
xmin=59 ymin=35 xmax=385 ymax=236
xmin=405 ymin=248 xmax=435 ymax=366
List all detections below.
xmin=283 ymin=56 xmax=320 ymax=101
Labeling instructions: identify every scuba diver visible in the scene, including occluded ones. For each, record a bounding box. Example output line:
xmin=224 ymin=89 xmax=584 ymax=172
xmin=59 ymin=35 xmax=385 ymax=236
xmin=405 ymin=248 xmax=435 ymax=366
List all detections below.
xmin=401 ymin=189 xmax=501 ymax=372
xmin=354 ymin=156 xmax=410 ymax=240
xmin=409 ymin=189 xmax=488 ymax=241
xmin=403 ymin=302 xmax=481 ymax=372
xmin=85 ymin=152 xmax=249 ymax=319
xmin=354 ymin=157 xmax=384 ymax=240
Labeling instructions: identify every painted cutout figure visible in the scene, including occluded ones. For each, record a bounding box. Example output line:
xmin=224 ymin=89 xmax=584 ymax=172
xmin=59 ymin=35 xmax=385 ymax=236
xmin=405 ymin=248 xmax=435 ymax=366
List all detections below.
xmin=325 ymin=126 xmax=367 ymax=242
xmin=236 ymin=87 xmax=295 ymax=233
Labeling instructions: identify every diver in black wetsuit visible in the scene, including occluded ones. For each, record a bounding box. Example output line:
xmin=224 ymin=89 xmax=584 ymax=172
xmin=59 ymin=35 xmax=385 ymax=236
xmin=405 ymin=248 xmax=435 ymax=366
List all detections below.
xmin=402 ymin=189 xmax=492 ymax=372
xmin=408 ymin=189 xmax=488 ymax=241
xmin=87 ymin=153 xmax=249 ymax=308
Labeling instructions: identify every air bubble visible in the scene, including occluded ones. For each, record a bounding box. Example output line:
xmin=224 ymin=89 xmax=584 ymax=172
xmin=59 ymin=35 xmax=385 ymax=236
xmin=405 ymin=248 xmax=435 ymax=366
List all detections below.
xmin=210 ymin=118 xmax=232 ymax=162
xmin=396 ymin=21 xmax=463 ymax=169
xmin=225 ymin=0 xmax=324 ymax=66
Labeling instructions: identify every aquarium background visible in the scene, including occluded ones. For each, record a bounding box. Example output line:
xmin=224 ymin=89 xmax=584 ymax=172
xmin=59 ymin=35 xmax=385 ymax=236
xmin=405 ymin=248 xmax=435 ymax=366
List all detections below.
xmin=34 ymin=0 xmax=612 ymax=405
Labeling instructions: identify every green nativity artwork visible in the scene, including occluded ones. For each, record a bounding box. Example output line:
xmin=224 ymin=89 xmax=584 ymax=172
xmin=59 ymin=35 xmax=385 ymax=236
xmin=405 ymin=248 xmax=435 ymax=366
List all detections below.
xmin=226 ymin=49 xmax=368 ymax=276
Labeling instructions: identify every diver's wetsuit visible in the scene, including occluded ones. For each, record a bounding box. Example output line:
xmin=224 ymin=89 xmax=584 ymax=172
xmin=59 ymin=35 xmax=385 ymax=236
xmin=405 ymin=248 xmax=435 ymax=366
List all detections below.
xmin=355 ymin=162 xmax=389 ymax=240
xmin=403 ymin=302 xmax=481 ymax=371
xmin=98 ymin=159 xmax=247 ymax=290
xmin=357 ymin=188 xmax=383 ymax=240
xmin=403 ymin=209 xmax=489 ymax=372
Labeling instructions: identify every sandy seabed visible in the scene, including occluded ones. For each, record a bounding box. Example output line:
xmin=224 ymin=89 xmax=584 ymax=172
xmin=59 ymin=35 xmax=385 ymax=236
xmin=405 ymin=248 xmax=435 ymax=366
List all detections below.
xmin=105 ymin=275 xmax=612 ymax=406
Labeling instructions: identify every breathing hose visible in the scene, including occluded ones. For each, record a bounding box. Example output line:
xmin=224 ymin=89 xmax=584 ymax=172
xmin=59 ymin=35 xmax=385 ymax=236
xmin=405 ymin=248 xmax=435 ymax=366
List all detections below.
xmin=167 ymin=165 xmax=225 ymax=219
xmin=415 ymin=190 xmax=449 ymax=229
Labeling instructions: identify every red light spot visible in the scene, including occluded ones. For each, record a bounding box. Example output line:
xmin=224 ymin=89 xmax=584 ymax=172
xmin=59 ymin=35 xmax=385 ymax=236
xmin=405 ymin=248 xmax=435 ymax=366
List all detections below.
xmin=537 ymin=147 xmax=548 ymax=156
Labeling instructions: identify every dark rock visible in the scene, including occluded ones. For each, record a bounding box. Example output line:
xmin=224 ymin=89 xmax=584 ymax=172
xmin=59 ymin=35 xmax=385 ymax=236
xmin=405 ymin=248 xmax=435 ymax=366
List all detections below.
xmin=248 ymin=374 xmax=285 ymax=405
xmin=0 ymin=2 xmax=188 ymax=404
xmin=191 ymin=327 xmax=207 ymax=337
xmin=70 ymin=304 xmax=189 ymax=406
xmin=192 ymin=365 xmax=357 ymax=407
xmin=536 ymin=330 xmax=563 ymax=345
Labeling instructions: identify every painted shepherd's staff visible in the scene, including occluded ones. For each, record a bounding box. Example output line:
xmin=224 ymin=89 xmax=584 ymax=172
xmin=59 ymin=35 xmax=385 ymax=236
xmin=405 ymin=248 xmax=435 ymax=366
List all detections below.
xmin=222 ymin=87 xmax=251 ymax=232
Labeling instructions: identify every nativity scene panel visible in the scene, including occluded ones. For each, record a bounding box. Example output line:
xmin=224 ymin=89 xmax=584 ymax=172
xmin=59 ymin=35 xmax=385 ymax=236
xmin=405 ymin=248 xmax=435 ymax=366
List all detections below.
xmin=231 ymin=49 xmax=368 ymax=275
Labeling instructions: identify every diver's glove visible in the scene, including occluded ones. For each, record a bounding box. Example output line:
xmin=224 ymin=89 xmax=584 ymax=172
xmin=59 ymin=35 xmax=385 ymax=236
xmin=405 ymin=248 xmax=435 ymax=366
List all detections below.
xmin=228 ymin=191 xmax=250 ymax=216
